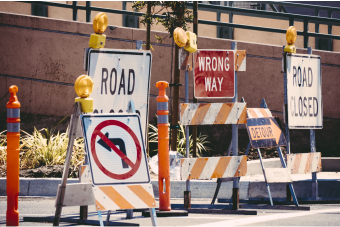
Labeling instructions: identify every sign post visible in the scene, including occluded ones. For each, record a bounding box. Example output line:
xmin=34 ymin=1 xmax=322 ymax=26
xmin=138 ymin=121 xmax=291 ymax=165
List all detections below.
xmin=283 ymin=26 xmax=322 ymax=201
xmin=182 ymin=41 xmax=247 ymax=212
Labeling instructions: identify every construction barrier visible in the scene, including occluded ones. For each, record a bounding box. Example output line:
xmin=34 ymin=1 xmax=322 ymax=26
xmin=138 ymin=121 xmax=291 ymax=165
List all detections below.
xmin=180 ymin=156 xmax=247 ymax=180
xmin=6 ymin=85 xmax=20 ymax=226
xmin=180 ymin=103 xmax=247 ymax=125
xmin=286 ymin=152 xmax=322 ymax=174
xmin=156 ymin=81 xmax=171 ymax=211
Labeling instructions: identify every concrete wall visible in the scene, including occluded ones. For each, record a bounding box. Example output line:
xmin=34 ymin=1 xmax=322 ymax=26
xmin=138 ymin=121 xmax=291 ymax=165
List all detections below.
xmin=0 ymin=12 xmax=339 ymax=156
xmin=2 ymin=1 xmax=340 ymax=51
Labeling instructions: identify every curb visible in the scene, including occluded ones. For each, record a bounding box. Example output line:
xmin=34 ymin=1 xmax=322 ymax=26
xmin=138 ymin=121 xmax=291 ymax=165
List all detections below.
xmin=1 ymin=178 xmax=339 ymax=200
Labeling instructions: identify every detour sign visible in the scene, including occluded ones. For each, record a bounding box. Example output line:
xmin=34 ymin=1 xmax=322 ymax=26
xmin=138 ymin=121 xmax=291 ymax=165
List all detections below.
xmin=246 ymin=117 xmax=287 ymax=148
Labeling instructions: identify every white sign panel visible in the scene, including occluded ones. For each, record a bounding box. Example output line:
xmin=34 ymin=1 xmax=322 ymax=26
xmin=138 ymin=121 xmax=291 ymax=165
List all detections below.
xmin=87 ymin=49 xmax=152 ymax=141
xmin=81 ymin=114 xmax=150 ymax=185
xmin=286 ymin=53 xmax=322 ymax=129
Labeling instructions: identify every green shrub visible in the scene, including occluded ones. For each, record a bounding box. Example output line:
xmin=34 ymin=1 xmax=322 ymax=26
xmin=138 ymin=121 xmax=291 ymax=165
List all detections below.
xmin=148 ymin=123 xmax=212 ymax=157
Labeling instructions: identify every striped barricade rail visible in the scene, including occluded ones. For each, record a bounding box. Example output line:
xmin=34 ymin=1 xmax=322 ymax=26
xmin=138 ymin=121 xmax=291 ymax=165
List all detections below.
xmin=180 ymin=102 xmax=247 ymax=126
xmin=180 ymin=156 xmax=247 ymax=180
xmin=247 ymin=108 xmax=272 ymax=118
xmin=235 ymin=50 xmax=246 ymax=71
xmin=286 ymin=152 xmax=322 ymax=174
xmin=93 ymin=184 xmax=157 ymax=210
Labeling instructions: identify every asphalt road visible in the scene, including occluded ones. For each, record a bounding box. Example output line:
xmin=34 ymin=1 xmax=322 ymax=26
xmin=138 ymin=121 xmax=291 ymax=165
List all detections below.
xmin=1 ymin=197 xmax=340 ymax=226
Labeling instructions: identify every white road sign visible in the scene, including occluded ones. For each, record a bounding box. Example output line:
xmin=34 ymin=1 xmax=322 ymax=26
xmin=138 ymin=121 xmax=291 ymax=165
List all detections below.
xmin=286 ymin=53 xmax=322 ymax=129
xmin=87 ymin=49 xmax=152 ymax=141
xmin=81 ymin=114 xmax=150 ymax=185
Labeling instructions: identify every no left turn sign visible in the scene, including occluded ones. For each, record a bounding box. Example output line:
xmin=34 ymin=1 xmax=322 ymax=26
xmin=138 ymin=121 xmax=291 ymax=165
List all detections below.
xmin=81 ymin=114 xmax=150 ymax=185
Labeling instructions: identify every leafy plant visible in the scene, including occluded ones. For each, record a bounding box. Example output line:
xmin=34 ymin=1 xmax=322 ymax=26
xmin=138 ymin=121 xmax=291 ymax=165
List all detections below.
xmin=0 ymin=130 xmax=6 ymax=165
xmin=20 ymin=128 xmax=84 ymax=170
xmin=132 ymin=1 xmax=194 ymax=46
xmin=0 ymin=128 xmax=85 ymax=171
xmin=148 ymin=123 xmax=212 ymax=157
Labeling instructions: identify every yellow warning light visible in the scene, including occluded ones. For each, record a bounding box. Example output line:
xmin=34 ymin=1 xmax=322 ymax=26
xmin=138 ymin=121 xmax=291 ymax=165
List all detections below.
xmin=74 ymin=75 xmax=94 ymax=113
xmin=174 ymin=27 xmax=188 ymax=47
xmin=173 ymin=27 xmax=197 ymax=53
xmin=89 ymin=12 xmax=108 ymax=48
xmin=284 ymin=26 xmax=297 ymax=53
xmin=93 ymin=12 xmax=108 ymax=34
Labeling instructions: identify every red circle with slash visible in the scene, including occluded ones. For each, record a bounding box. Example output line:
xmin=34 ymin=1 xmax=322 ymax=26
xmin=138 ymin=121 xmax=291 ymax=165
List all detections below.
xmin=91 ymin=120 xmax=142 ymax=180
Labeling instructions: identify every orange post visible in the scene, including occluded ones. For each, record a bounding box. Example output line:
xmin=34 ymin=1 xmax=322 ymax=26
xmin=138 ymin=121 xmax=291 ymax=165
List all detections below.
xmin=6 ymin=85 xmax=20 ymax=226
xmin=156 ymin=81 xmax=171 ymax=211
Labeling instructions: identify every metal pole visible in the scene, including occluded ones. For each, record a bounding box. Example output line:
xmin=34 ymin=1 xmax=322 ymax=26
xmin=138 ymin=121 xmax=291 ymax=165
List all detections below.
xmin=283 ymin=46 xmax=290 ymax=156
xmin=231 ymin=42 xmax=239 ymax=210
xmin=72 ymin=1 xmax=77 ymax=21
xmin=308 ymin=47 xmax=318 ymax=201
xmin=185 ymin=67 xmax=189 ymax=159
xmin=85 ymin=1 xmax=91 ymax=23
xmin=257 ymin=148 xmax=273 ymax=206
xmin=192 ymin=1 xmax=198 ymax=157
xmin=184 ymin=65 xmax=191 ymax=209
xmin=146 ymin=2 xmax=151 ymax=51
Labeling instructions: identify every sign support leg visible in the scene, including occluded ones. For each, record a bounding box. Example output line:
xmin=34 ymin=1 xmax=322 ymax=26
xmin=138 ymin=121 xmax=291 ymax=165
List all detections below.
xmin=210 ymin=178 xmax=222 ymax=205
xmin=257 ymin=148 xmax=273 ymax=206
xmin=261 ymin=98 xmax=299 ymax=206
xmin=283 ymin=48 xmax=292 ymax=202
xmin=53 ymin=103 xmax=81 ymax=226
xmin=184 ymin=66 xmax=192 ymax=209
xmin=231 ymin=41 xmax=240 ymax=210
xmin=97 ymin=211 xmax=104 ymax=227
xmin=105 ymin=210 xmax=111 ymax=226
xmin=311 ymin=129 xmax=318 ymax=200
xmin=277 ymin=147 xmax=299 ymax=206
xmin=149 ymin=208 xmax=157 ymax=226
xmin=307 ymin=47 xmax=318 ymax=201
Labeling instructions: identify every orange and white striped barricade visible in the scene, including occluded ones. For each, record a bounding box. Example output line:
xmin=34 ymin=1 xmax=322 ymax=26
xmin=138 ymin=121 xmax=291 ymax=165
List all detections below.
xmin=181 ymin=156 xmax=247 ymax=180
xmin=179 ymin=102 xmax=252 ymax=214
xmin=286 ymin=152 xmax=322 ymax=201
xmin=286 ymin=152 xmax=322 ymax=174
xmin=180 ymin=103 xmax=247 ymax=126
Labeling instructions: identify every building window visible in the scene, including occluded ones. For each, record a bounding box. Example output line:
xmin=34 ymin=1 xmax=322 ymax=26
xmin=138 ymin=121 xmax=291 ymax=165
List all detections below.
xmin=122 ymin=2 xmax=139 ymax=28
xmin=31 ymin=3 xmax=48 ymax=17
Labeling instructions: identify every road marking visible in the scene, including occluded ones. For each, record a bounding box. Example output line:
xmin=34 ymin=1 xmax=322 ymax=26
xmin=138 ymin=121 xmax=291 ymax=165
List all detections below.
xmin=192 ymin=208 xmax=340 ymax=226
xmin=177 ymin=216 xmax=234 ymax=219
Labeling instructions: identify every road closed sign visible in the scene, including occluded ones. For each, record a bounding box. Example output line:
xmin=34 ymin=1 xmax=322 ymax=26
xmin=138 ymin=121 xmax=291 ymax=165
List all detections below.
xmin=81 ymin=114 xmax=150 ymax=185
xmin=87 ymin=49 xmax=151 ymax=141
xmin=194 ymin=50 xmax=235 ymax=99
xmin=286 ymin=53 xmax=322 ymax=129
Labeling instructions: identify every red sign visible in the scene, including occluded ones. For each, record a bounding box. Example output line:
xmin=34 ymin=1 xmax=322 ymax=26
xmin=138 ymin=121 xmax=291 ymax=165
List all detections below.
xmin=91 ymin=120 xmax=142 ymax=180
xmin=194 ymin=50 xmax=235 ymax=98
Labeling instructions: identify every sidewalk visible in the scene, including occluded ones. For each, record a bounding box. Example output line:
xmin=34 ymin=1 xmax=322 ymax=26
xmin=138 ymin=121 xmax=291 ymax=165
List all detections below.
xmin=1 ymin=159 xmax=339 ymax=200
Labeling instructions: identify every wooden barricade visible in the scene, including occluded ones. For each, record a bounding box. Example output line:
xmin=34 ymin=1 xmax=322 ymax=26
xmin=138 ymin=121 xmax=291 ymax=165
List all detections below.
xmin=181 ymin=156 xmax=247 ymax=180
xmin=286 ymin=152 xmax=322 ymax=174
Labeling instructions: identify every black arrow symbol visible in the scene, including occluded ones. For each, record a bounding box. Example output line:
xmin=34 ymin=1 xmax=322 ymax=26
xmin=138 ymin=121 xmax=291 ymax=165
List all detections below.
xmin=97 ymin=132 xmax=129 ymax=169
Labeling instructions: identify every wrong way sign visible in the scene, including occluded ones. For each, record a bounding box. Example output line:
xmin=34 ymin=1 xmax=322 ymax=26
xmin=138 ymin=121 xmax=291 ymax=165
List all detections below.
xmin=81 ymin=114 xmax=150 ymax=185
xmin=286 ymin=53 xmax=322 ymax=129
xmin=194 ymin=50 xmax=246 ymax=99
xmin=86 ymin=49 xmax=152 ymax=141
xmin=194 ymin=50 xmax=235 ymax=99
